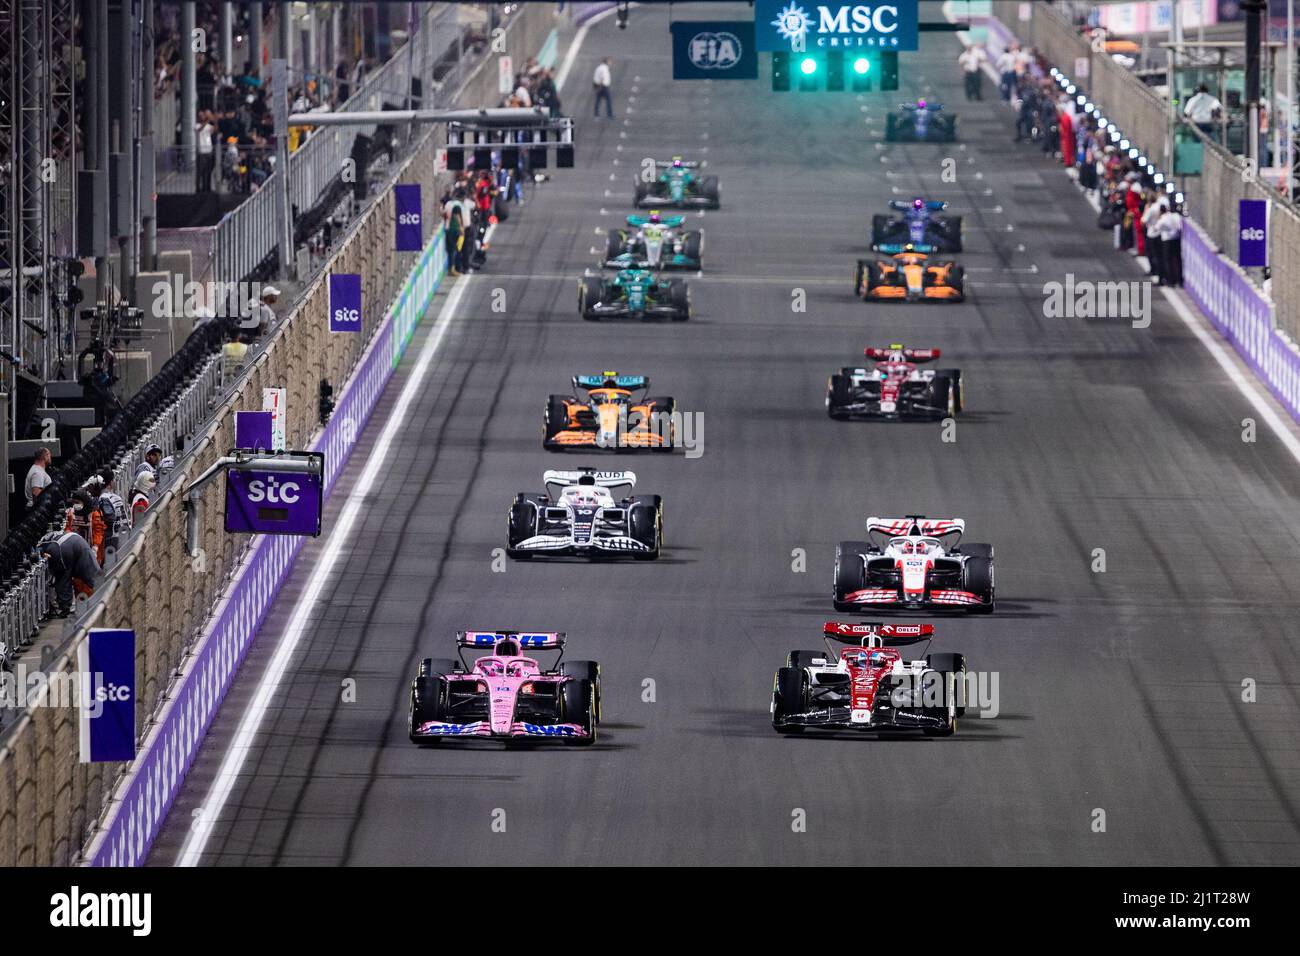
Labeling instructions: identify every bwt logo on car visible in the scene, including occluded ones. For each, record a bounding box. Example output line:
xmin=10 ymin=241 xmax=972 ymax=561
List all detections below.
xmin=688 ymin=31 xmax=743 ymax=70
xmin=245 ymin=476 xmax=302 ymax=504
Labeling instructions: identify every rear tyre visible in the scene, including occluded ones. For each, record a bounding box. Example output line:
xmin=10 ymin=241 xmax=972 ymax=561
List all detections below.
xmin=643 ymin=397 xmax=676 ymax=450
xmin=629 ymin=496 xmax=662 ymax=559
xmin=699 ymin=175 xmax=720 ymax=207
xmin=827 ymin=373 xmax=853 ymax=420
xmin=544 ymin=394 xmax=570 ymax=444
xmin=560 ymin=661 xmax=601 ymax=722
xmin=771 ymin=667 xmax=807 ymax=734
xmin=605 ymin=231 xmax=626 ymax=261
xmin=834 ymin=541 xmax=869 ymax=611
xmin=633 ymin=180 xmax=650 ymax=206
xmin=417 ymin=658 xmax=458 ymax=679
xmin=870 ymin=214 xmax=892 ymax=247
xmin=682 ymin=230 xmax=703 ymax=263
xmin=886 ymin=114 xmax=899 ymax=140
xmin=562 ymin=678 xmax=598 ymax=745
xmin=948 ymin=264 xmax=966 ymax=300
xmin=962 ymin=556 xmax=995 ymax=614
xmin=579 ymin=276 xmax=604 ymax=319
xmin=941 ymin=216 xmax=964 ymax=252
xmin=668 ymin=279 xmax=690 ymax=320
xmin=926 ymin=653 xmax=967 ymax=718
xmin=935 ymin=368 xmax=963 ymax=413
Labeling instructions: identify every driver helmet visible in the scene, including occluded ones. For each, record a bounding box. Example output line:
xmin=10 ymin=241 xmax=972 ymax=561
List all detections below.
xmin=671 ymin=157 xmax=683 ymax=168
xmin=913 ymin=197 xmax=925 ymax=210
xmin=494 ymin=637 xmax=521 ymax=657
xmin=648 ymin=210 xmax=661 ymax=224
xmin=917 ymin=98 xmax=927 ymax=109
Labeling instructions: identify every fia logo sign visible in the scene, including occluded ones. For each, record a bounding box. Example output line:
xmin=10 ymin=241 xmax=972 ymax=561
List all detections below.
xmin=688 ymin=31 xmax=743 ymax=70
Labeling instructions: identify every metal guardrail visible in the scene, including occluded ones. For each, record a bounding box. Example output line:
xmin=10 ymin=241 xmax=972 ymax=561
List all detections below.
xmin=0 ymin=354 xmax=224 ymax=675
xmin=209 ymin=2 xmax=474 ymax=285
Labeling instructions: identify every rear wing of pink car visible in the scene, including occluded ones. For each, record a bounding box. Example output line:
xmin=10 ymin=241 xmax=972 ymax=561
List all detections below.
xmin=457 ymin=631 xmax=566 ymax=649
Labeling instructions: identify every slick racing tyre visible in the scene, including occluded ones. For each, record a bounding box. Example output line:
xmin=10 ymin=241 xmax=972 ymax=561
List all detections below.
xmin=579 ymin=276 xmax=604 ymax=319
xmin=827 ymin=374 xmax=853 ymax=420
xmin=560 ymin=660 xmax=602 ymax=722
xmin=948 ymin=264 xmax=966 ymax=300
xmin=940 ymin=216 xmax=964 ymax=252
xmin=926 ymin=653 xmax=968 ymax=718
xmin=962 ymin=556 xmax=995 ymax=614
xmin=544 ymin=395 xmax=570 ymax=443
xmin=409 ymin=674 xmax=448 ymax=743
xmin=870 ymin=215 xmax=892 ymax=248
xmin=417 ymin=658 xmax=458 ymax=679
xmin=935 ymin=368 xmax=963 ymax=413
xmin=885 ymin=114 xmax=900 ymax=140
xmin=920 ymin=667 xmax=957 ymax=736
xmin=629 ymin=495 xmax=663 ymax=559
xmin=771 ymin=667 xmax=807 ymax=734
xmin=682 ymin=230 xmax=703 ymax=263
xmin=958 ymin=542 xmax=993 ymax=559
xmin=605 ymin=231 xmax=626 ymax=261
xmin=562 ymin=678 xmax=598 ymax=745
xmin=787 ymin=650 xmax=824 ymax=669
xmin=633 ymin=180 xmax=650 ymax=206
xmin=643 ymin=397 xmax=676 ymax=451
xmin=930 ymin=375 xmax=955 ymax=420
xmin=834 ymin=541 xmax=869 ymax=611
xmin=699 ymin=175 xmax=720 ymax=207
xmin=668 ymin=279 xmax=690 ymax=320
xmin=507 ymin=497 xmax=537 ymax=559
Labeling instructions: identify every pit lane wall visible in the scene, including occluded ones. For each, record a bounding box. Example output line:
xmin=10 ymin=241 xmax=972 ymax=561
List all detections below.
xmin=979 ymin=2 xmax=1300 ymax=425
xmin=0 ymin=1 xmax=566 ymax=867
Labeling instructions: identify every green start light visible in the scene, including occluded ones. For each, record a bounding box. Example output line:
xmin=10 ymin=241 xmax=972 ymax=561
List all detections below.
xmin=799 ymin=56 xmax=818 ymax=75
xmin=853 ymin=57 xmax=870 ymax=74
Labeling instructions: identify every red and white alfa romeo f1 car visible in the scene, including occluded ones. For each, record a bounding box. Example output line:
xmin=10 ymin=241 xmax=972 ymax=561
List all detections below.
xmin=833 ymin=515 xmax=995 ymax=613
xmin=771 ymin=622 xmax=967 ymax=736
xmin=826 ymin=344 xmax=964 ymax=421
xmin=408 ymin=631 xmax=600 ymax=745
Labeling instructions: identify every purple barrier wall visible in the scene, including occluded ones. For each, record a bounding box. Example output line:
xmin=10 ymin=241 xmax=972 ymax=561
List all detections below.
xmin=85 ymin=232 xmax=447 ymax=866
xmin=1183 ymin=219 xmax=1300 ymax=421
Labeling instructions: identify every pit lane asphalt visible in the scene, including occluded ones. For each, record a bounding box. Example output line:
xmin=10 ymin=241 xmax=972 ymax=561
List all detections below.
xmin=150 ymin=4 xmax=1300 ymax=865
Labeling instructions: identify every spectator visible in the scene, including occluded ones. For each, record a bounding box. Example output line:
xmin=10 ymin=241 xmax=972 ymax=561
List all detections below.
xmin=996 ymin=45 xmax=1017 ymax=101
xmin=250 ymin=285 xmax=279 ymax=336
xmin=98 ymin=472 xmax=129 ymax=553
xmin=446 ymin=204 xmax=464 ymax=276
xmin=958 ymin=43 xmax=986 ymax=101
xmin=222 ymin=331 xmax=250 ymax=378
xmin=1142 ymin=193 xmax=1165 ymax=283
xmin=24 ymin=447 xmax=52 ymax=509
xmin=131 ymin=470 xmax=156 ymax=520
xmin=196 ymin=111 xmax=217 ymax=192
xmin=513 ymin=75 xmax=533 ymax=107
xmin=1156 ymin=203 xmax=1184 ymax=286
xmin=39 ymin=530 xmax=100 ymax=617
xmin=135 ymin=444 xmax=163 ymax=482
xmin=64 ymin=489 xmax=106 ymax=567
xmin=536 ymin=69 xmax=561 ymax=115
xmin=1183 ymin=84 xmax=1222 ymax=139
xmin=1014 ymin=79 xmax=1039 ymax=143
xmin=334 ymin=60 xmax=351 ymax=103
xmin=593 ymin=57 xmax=614 ymax=118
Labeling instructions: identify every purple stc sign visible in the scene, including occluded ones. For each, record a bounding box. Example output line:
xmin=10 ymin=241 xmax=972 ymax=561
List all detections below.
xmin=395 ymin=184 xmax=423 ymax=251
xmin=234 ymin=410 xmax=274 ymax=451
xmin=329 ymin=273 xmax=363 ymax=332
xmin=224 ymin=454 xmax=324 ymax=537
xmin=78 ymin=628 xmax=136 ymax=763
xmin=1239 ymin=199 xmax=1269 ymax=267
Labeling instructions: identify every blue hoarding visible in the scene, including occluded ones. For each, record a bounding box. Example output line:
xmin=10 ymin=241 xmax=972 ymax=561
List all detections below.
xmin=79 ymin=628 xmax=136 ymax=763
xmin=225 ymin=454 xmax=324 ymax=538
xmin=1239 ymin=199 xmax=1268 ymax=268
xmin=329 ymin=272 xmax=363 ymax=333
xmin=671 ymin=21 xmax=758 ymax=80
xmin=754 ymin=1 xmax=918 ymax=51
xmin=394 ymin=184 xmax=424 ymax=251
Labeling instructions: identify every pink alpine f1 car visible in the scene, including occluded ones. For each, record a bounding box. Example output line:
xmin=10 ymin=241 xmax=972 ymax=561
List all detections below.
xmin=408 ymin=631 xmax=600 ymax=745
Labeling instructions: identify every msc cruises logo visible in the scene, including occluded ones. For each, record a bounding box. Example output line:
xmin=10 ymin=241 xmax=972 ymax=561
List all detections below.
xmin=770 ymin=3 xmax=813 ymax=43
xmin=757 ymin=2 xmax=915 ymax=51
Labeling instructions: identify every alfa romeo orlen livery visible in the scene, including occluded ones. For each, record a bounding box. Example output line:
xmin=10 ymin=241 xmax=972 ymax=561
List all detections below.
xmin=826 ymin=344 xmax=963 ymax=420
xmin=854 ymin=245 xmax=965 ymax=302
xmin=544 ymin=373 xmax=677 ymax=451
xmin=871 ymin=198 xmax=963 ymax=253
xmin=603 ymin=212 xmax=703 ymax=270
xmin=884 ymin=99 xmax=957 ymax=142
xmin=409 ymin=631 xmax=600 ymax=745
xmin=633 ymin=157 xmax=721 ymax=209
xmin=507 ymin=468 xmax=663 ymax=560
xmin=771 ymin=622 xmax=967 ymax=737
xmin=834 ymin=515 xmax=994 ymax=613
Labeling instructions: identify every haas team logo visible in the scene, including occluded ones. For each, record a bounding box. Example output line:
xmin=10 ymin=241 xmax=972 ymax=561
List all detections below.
xmin=688 ymin=30 xmax=743 ymax=70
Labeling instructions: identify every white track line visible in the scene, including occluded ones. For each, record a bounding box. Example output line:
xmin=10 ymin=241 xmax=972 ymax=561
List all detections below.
xmin=556 ymin=3 xmax=621 ymax=92
xmin=177 ymin=274 xmax=475 ymax=866
xmin=1160 ymin=287 xmax=1300 ymax=466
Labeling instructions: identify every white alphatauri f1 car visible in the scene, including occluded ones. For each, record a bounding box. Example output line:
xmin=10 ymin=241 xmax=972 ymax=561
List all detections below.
xmin=507 ymin=469 xmax=663 ymax=560
xmin=833 ymin=515 xmax=994 ymax=613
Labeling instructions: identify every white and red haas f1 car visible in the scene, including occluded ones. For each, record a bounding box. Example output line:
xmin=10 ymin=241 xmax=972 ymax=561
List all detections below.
xmin=827 ymin=344 xmax=964 ymax=420
xmin=834 ymin=515 xmax=994 ymax=613
xmin=409 ymin=631 xmax=600 ymax=746
xmin=771 ymin=622 xmax=968 ymax=737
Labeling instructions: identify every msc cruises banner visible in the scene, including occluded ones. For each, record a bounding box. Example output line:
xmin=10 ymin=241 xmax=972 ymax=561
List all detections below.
xmin=754 ymin=1 xmax=919 ymax=51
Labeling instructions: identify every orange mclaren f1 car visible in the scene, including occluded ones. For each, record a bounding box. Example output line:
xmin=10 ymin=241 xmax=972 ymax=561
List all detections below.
xmin=544 ymin=373 xmax=677 ymax=452
xmin=854 ymin=245 xmax=965 ymax=303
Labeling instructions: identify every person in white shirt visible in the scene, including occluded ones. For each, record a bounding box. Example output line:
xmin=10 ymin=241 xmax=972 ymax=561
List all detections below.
xmin=1156 ymin=204 xmax=1184 ymax=286
xmin=996 ymin=47 xmax=1017 ymax=101
xmin=1141 ymin=194 xmax=1165 ymax=282
xmin=958 ymin=44 xmax=987 ymax=101
xmin=196 ymin=111 xmax=217 ymax=192
xmin=513 ymin=80 xmax=532 ymax=107
xmin=24 ymin=447 xmax=52 ymax=509
xmin=1183 ymin=84 xmax=1222 ymax=139
xmin=593 ymin=58 xmax=613 ymax=118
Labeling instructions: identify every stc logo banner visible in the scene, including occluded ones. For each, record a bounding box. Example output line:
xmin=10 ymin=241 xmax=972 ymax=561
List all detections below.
xmin=754 ymin=1 xmax=918 ymax=51
xmin=329 ymin=272 xmax=363 ymax=333
xmin=395 ymin=183 xmax=424 ymax=252
xmin=671 ymin=21 xmax=758 ymax=80
xmin=224 ymin=453 xmax=325 ymax=537
xmin=78 ymin=628 xmax=136 ymax=763
xmin=1238 ymin=199 xmax=1268 ymax=268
